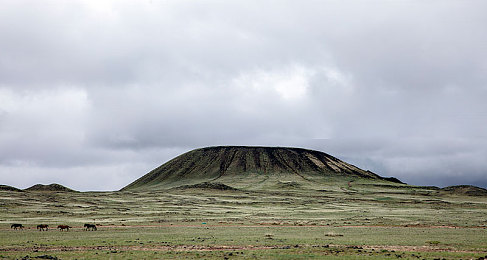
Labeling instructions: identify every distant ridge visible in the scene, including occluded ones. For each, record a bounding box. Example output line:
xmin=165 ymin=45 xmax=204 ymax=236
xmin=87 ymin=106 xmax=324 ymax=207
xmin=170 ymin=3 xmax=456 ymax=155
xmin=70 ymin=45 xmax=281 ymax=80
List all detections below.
xmin=440 ymin=185 xmax=487 ymax=196
xmin=122 ymin=146 xmax=397 ymax=191
xmin=25 ymin=183 xmax=76 ymax=192
xmin=0 ymin=185 xmax=23 ymax=192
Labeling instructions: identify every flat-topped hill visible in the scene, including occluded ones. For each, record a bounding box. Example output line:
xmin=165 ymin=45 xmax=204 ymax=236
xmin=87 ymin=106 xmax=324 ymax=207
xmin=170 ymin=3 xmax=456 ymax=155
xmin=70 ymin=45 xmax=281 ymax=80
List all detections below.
xmin=122 ymin=146 xmax=397 ymax=191
xmin=25 ymin=183 xmax=76 ymax=192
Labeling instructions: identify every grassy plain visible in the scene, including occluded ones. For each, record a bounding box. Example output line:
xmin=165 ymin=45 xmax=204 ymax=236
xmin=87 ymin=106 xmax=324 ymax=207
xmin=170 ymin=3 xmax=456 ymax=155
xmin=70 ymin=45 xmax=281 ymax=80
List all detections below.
xmin=1 ymin=176 xmax=487 ymax=259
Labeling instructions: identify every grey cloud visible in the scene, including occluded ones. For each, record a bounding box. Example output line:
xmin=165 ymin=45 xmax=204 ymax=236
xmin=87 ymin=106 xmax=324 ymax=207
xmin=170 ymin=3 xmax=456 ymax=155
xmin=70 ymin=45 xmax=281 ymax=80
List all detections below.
xmin=1 ymin=1 xmax=487 ymax=190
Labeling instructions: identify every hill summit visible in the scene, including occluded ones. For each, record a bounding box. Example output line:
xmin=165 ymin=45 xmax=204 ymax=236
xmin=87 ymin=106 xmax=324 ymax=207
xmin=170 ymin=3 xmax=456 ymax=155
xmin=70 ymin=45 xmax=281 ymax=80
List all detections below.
xmin=123 ymin=146 xmax=397 ymax=191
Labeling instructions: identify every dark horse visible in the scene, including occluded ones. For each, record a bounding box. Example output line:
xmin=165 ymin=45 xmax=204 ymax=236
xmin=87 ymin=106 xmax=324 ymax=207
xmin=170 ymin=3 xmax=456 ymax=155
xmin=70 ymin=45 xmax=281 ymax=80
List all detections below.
xmin=11 ymin=224 xmax=23 ymax=230
xmin=83 ymin=223 xmax=97 ymax=231
xmin=57 ymin=225 xmax=71 ymax=231
xmin=37 ymin=224 xmax=49 ymax=231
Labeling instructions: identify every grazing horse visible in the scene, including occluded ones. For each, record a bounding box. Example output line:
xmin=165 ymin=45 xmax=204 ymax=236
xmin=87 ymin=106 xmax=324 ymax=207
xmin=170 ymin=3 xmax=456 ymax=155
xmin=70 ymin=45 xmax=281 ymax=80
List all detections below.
xmin=11 ymin=224 xmax=23 ymax=230
xmin=37 ymin=224 xmax=49 ymax=231
xmin=57 ymin=225 xmax=71 ymax=231
xmin=83 ymin=223 xmax=97 ymax=231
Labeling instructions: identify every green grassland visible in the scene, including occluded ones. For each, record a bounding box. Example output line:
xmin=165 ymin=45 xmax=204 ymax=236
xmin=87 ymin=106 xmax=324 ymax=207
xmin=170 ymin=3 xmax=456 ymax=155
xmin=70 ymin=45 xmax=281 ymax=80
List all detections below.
xmin=1 ymin=176 xmax=487 ymax=259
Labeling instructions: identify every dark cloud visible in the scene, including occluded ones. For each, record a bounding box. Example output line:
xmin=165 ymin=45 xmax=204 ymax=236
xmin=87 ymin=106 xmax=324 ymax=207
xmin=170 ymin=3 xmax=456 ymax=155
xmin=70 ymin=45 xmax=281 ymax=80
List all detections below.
xmin=1 ymin=1 xmax=486 ymax=190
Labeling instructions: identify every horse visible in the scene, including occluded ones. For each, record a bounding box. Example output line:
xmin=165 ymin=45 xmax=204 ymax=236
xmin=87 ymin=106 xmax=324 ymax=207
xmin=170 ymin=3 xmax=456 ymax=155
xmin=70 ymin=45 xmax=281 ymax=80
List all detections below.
xmin=11 ymin=224 xmax=23 ymax=230
xmin=57 ymin=225 xmax=71 ymax=231
xmin=83 ymin=223 xmax=97 ymax=231
xmin=37 ymin=224 xmax=49 ymax=231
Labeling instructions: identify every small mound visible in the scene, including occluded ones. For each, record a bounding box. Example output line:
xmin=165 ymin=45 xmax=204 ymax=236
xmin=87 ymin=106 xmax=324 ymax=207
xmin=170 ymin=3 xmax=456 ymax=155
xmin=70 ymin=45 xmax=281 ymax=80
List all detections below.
xmin=25 ymin=183 xmax=76 ymax=192
xmin=0 ymin=185 xmax=23 ymax=192
xmin=276 ymin=181 xmax=301 ymax=189
xmin=440 ymin=185 xmax=487 ymax=196
xmin=176 ymin=182 xmax=238 ymax=191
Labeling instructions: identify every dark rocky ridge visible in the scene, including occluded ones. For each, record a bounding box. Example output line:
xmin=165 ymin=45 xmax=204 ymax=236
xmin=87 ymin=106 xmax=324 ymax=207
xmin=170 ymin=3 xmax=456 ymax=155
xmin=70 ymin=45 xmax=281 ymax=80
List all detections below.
xmin=122 ymin=146 xmax=392 ymax=190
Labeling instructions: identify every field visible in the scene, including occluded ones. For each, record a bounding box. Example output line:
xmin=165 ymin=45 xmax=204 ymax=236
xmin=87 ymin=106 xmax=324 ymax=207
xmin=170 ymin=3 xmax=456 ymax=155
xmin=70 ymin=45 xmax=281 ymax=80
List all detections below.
xmin=1 ymin=176 xmax=487 ymax=259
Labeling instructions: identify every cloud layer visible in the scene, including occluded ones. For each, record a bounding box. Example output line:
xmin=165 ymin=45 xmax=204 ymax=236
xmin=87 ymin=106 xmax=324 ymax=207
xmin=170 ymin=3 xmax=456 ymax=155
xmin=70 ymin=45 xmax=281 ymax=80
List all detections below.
xmin=1 ymin=1 xmax=486 ymax=190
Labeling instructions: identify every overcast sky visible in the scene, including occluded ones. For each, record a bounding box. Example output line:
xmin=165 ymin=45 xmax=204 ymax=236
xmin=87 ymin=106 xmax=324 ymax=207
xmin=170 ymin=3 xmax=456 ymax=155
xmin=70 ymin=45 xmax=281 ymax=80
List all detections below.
xmin=1 ymin=0 xmax=486 ymax=191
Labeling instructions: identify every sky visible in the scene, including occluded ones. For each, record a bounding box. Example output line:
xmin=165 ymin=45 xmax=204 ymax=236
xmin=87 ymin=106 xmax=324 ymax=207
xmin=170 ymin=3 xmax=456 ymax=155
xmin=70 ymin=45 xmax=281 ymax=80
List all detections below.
xmin=1 ymin=0 xmax=486 ymax=191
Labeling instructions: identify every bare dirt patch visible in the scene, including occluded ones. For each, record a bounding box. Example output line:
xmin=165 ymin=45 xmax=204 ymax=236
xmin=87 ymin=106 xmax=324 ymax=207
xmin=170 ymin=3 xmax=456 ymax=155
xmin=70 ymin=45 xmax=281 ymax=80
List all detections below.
xmin=358 ymin=245 xmax=487 ymax=254
xmin=2 ymin=244 xmax=486 ymax=254
xmin=0 ymin=245 xmax=277 ymax=253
